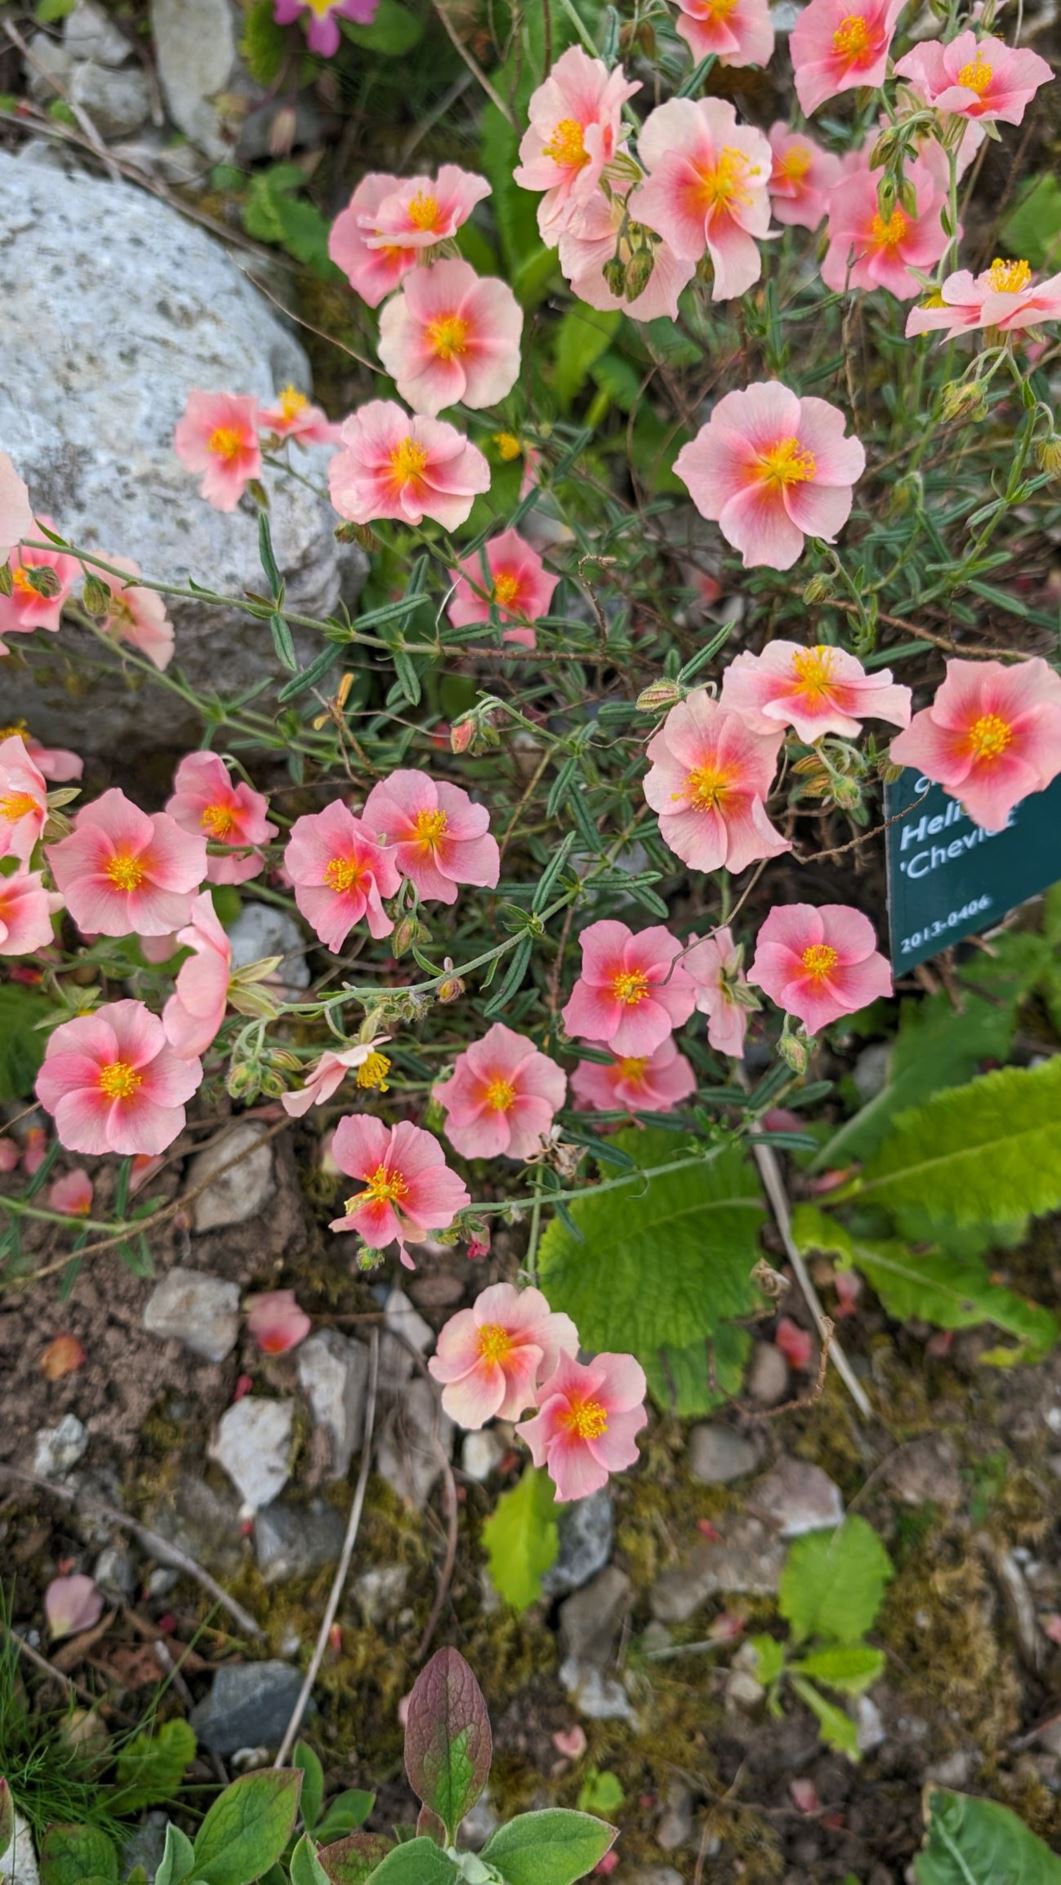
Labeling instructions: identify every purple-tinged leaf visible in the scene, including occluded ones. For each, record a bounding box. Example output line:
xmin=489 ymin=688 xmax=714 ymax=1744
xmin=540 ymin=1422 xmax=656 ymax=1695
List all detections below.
xmin=404 ymin=1649 xmax=492 ymax=1843
xmin=317 ymin=1832 xmax=391 ymax=1884
xmin=415 ymin=1804 xmax=446 ymax=1846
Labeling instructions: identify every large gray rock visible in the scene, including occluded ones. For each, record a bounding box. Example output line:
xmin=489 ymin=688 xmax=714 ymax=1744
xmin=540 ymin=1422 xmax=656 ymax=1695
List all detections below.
xmin=149 ymin=0 xmax=237 ymax=160
xmin=189 ymin=1659 xmax=303 ymax=1755
xmin=0 ymin=153 xmax=365 ymax=752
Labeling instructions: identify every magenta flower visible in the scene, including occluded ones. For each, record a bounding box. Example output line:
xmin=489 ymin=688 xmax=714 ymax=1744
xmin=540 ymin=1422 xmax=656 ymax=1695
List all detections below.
xmin=791 ymin=0 xmax=905 ymax=114
xmin=0 ymin=867 xmax=62 ymax=956
xmin=285 ymin=800 xmax=401 ymax=950
xmin=173 ymin=391 xmax=262 ymax=512
xmin=378 ymin=259 xmax=523 ymax=418
xmin=45 ymin=1573 xmax=103 ymax=1641
xmin=685 ymin=926 xmax=754 ymax=1059
xmin=514 ymin=45 xmax=640 ymax=241
xmin=48 ymin=1169 xmax=94 ymax=1216
xmin=0 ymin=517 xmax=78 ymax=640
xmin=562 ymin=920 xmax=697 ymax=1057
xmin=557 ymin=182 xmax=697 ymax=322
xmin=92 ymin=553 xmax=175 ymax=672
xmin=822 ymin=155 xmax=950 ymax=300
xmin=906 ymin=257 xmax=1061 ymax=341
xmin=629 ymin=98 xmax=772 ymax=302
xmin=429 ymin=1282 xmax=579 ymax=1427
xmin=643 ymin=689 xmax=789 ymax=873
xmin=281 ymin=1037 xmax=392 ymax=1117
xmin=720 ymin=640 xmax=911 ymax=742
xmin=37 ymin=998 xmax=202 ymax=1155
xmin=895 ymin=32 xmax=1052 ymax=125
xmin=517 ymin=1350 xmax=649 ymax=1503
xmin=748 ymin=903 xmax=892 ymax=1035
xmin=434 ymin=1023 xmax=567 ymax=1161
xmin=0 ymin=453 xmax=33 ymax=561
xmin=162 ymin=892 xmax=232 ymax=1061
xmin=329 ymin=1114 xmax=470 ymax=1268
xmin=329 ymin=400 xmax=490 ymax=530
xmin=889 ymin=657 xmax=1061 ymax=832
xmin=47 ymin=788 xmax=206 ymax=938
xmin=570 ymin=1037 xmax=696 ymax=1115
xmin=166 ymin=752 xmax=277 ymax=887
xmin=674 ymin=0 xmax=775 ymax=67
xmin=245 ymin=1289 xmax=312 ymax=1354
xmin=362 ymin=770 xmax=499 ymax=906
xmin=674 ymin=382 xmax=865 ymax=571
xmin=447 ymin=528 xmax=558 ymax=646
xmin=258 ymin=385 xmax=342 ymax=446
xmin=0 ymin=734 xmax=49 ymax=864
xmin=273 ymin=0 xmax=378 ymax=57
xmin=767 ymin=125 xmax=842 ymax=231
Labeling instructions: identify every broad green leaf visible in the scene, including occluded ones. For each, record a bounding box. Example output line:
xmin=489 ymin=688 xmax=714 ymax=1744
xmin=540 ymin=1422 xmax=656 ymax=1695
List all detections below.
xmin=240 ymin=0 xmax=285 ymax=86
xmin=481 ymin=1809 xmax=617 ymax=1885
xmin=747 ymin=1635 xmax=786 ymax=1686
xmin=342 ymin=0 xmax=424 ymax=53
xmin=790 ymin=1645 xmax=885 ymax=1694
xmin=155 ymin=1822 xmax=196 ymax=1885
xmin=111 ymin=1718 xmax=197 ymax=1812
xmin=779 ymin=1518 xmax=893 ymax=1647
xmin=914 ymin=1787 xmax=1061 ymax=1883
xmin=576 ymin=1771 xmax=624 ymax=1816
xmin=314 ymin=1793 xmax=375 ymax=1843
xmin=856 ymin=1060 xmax=1061 ymax=1229
xmin=290 ymin=1836 xmax=331 ymax=1885
xmin=482 ymin=1465 xmax=558 ymax=1613
xmin=40 ymin=1826 xmax=118 ymax=1885
xmin=318 ymin=1834 xmax=390 ymax=1885
xmin=553 ymin=308 xmax=622 ymax=411
xmin=403 ymin=1649 xmax=492 ymax=1844
xmin=192 ymin=1772 xmax=302 ymax=1885
xmin=0 ymin=984 xmax=52 ymax=1099
xmin=644 ymin=1322 xmax=751 ymax=1418
xmin=361 ymin=1840 xmax=458 ymax=1884
xmin=539 ymin=1134 xmax=763 ymax=1400
xmin=789 ymin=1677 xmax=860 ymax=1761
xmin=293 ymin=1744 xmax=324 ymax=1832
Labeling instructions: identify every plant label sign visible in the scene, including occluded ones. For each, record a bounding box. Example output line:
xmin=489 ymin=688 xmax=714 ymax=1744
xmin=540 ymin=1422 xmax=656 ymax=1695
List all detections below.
xmin=885 ymin=767 xmax=1061 ymax=973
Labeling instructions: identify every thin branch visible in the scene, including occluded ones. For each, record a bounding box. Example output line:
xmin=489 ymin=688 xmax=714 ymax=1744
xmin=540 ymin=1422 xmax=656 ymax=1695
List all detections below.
xmin=431 ymin=1 xmax=516 ymax=124
xmin=415 ymin=1439 xmax=459 ymax=1662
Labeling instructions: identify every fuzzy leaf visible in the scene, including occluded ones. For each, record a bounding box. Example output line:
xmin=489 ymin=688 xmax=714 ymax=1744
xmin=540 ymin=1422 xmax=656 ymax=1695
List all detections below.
xmin=111 ymin=1719 xmax=197 ymax=1812
xmin=289 ymin=1836 xmax=330 ymax=1885
xmin=360 ymin=1841 xmax=458 ymax=1884
xmin=403 ymin=1649 xmax=492 ymax=1844
xmin=482 ymin=1465 xmax=558 ymax=1613
xmin=293 ymin=1744 xmax=324 ymax=1832
xmin=317 ymin=1834 xmax=391 ymax=1885
xmin=779 ymin=1518 xmax=893 ymax=1647
xmin=192 ymin=1772 xmax=302 ymax=1885
xmin=155 ymin=1822 xmax=195 ymax=1885
xmin=790 ymin=1645 xmax=885 ymax=1695
xmin=789 ymin=1677 xmax=860 ymax=1761
xmin=481 ymin=1810 xmax=618 ymax=1885
xmin=40 ymin=1826 xmax=118 ymax=1885
xmin=914 ymin=1788 xmax=1061 ymax=1883
xmin=314 ymin=1793 xmax=374 ymax=1844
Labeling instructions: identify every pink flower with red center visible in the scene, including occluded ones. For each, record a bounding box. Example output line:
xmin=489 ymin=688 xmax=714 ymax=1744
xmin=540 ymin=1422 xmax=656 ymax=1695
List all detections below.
xmin=447 ymin=528 xmax=558 ymax=648
xmin=889 ymin=656 xmax=1061 ymax=832
xmin=378 ymin=260 xmax=523 ymax=417
xmin=629 ymin=98 xmax=772 ymax=302
xmin=428 ymin=1282 xmax=579 ymax=1427
xmin=91 ymin=553 xmax=175 ymax=671
xmin=258 ymin=385 xmax=342 ymax=446
xmin=273 ymin=0 xmax=378 ymax=57
xmin=748 ymin=903 xmax=892 ymax=1035
xmin=284 ymin=800 xmax=401 ymax=949
xmin=36 ymin=998 xmax=202 ymax=1155
xmin=684 ymin=925 xmax=755 ymax=1059
xmin=562 ymin=920 xmax=697 ymax=1057
xmin=0 ymin=519 xmax=78 ymax=639
xmin=643 ymin=689 xmax=789 ymax=873
xmin=371 ymin=165 xmax=492 ymax=251
xmin=791 ymin=0 xmax=906 ymax=114
xmin=895 ymin=32 xmax=1052 ymax=125
xmin=674 ymin=0 xmax=775 ymax=68
xmin=0 ymin=868 xmax=62 ymax=956
xmin=514 ymin=46 xmax=641 ymax=241
xmin=906 ymin=257 xmax=1061 ymax=341
xmin=329 ymin=175 xmax=422 ymax=306
xmin=517 ymin=1350 xmax=649 ymax=1502
xmin=0 ymin=454 xmax=33 ymax=561
xmin=166 ymin=752 xmax=277 ymax=887
xmin=557 ymin=183 xmax=697 ymax=322
xmin=822 ymin=155 xmax=950 ymax=300
xmin=48 ymin=1169 xmax=94 ymax=1216
xmin=767 ymin=125 xmax=842 ymax=231
xmin=245 ymin=1289 xmax=312 ymax=1354
xmin=674 ymin=382 xmax=865 ymax=572
xmin=720 ymin=640 xmax=911 ymax=742
xmin=329 ymin=401 xmax=490 ymax=530
xmin=281 ymin=1036 xmax=392 ymax=1117
xmin=0 ymin=734 xmax=48 ymax=864
xmin=434 ymin=1023 xmax=567 ymax=1161
xmin=329 ymin=1115 xmax=470 ymax=1268
xmin=162 ymin=892 xmax=232 ymax=1061
xmin=570 ymin=1038 xmax=697 ymax=1115
xmin=173 ymin=392 xmax=262 ymax=512
xmin=47 ymin=788 xmax=207 ymax=939
xmin=362 ymin=770 xmax=499 ymax=906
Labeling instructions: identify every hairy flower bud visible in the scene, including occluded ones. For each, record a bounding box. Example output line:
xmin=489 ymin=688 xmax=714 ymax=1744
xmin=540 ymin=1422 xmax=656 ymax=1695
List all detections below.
xmin=801 ymin=573 xmax=833 ymax=605
xmin=636 ymin=678 xmax=684 ymax=714
xmin=778 ymin=1027 xmax=810 ymax=1075
xmin=81 ymin=573 xmax=111 ymax=618
xmin=940 ymin=379 xmax=988 ymax=423
xmin=830 ymin=774 xmax=863 ymax=812
xmin=602 ymin=254 xmax=628 ymax=297
xmin=625 ymin=247 xmax=656 ymax=301
xmin=1036 ymin=436 xmax=1061 ymax=476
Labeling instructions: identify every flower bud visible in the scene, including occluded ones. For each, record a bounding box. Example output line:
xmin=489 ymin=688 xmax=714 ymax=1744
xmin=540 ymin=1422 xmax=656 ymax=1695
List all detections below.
xmin=636 ymin=677 xmax=684 ymax=714
xmin=778 ymin=1027 xmax=810 ymax=1075
xmin=876 ymin=756 xmax=904 ymax=783
xmin=898 ymin=175 xmax=918 ymax=217
xmin=830 ymin=774 xmax=863 ymax=812
xmin=81 ymin=573 xmax=111 ymax=618
xmin=625 ymin=248 xmax=656 ymax=301
xmin=801 ymin=573 xmax=832 ymax=605
xmin=1036 ymin=436 xmax=1061 ymax=476
xmin=226 ymin=1062 xmax=259 ymax=1100
xmin=0 ymin=565 xmax=12 ymax=599
xmin=940 ymin=379 xmax=988 ymax=422
xmin=450 ymin=716 xmax=476 ymax=754
xmin=436 ymin=964 xmax=464 ymax=1003
xmin=24 ymin=564 xmax=61 ymax=599
xmin=392 ymin=914 xmax=429 ymax=958
xmin=335 ymin=520 xmax=379 ymax=553
xmin=602 ymin=254 xmax=628 ymax=297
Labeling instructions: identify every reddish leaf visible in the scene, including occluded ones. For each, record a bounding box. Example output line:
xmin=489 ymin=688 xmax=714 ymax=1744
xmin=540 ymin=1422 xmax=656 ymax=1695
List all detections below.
xmin=404 ymin=1648 xmax=492 ymax=1843
xmin=317 ymin=1833 xmax=391 ymax=1884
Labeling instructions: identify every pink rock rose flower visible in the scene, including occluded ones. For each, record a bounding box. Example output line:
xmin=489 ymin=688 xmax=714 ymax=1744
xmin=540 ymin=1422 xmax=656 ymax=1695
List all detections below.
xmin=629 ymin=98 xmax=772 ymax=301
xmin=6 ymin=732 xmax=81 ymax=782
xmin=92 ymin=554 xmax=175 ymax=671
xmin=284 ymin=800 xmax=402 ymax=949
xmin=720 ymin=640 xmax=911 ymax=742
xmin=674 ymin=0 xmax=775 ymax=68
xmin=791 ymin=0 xmax=905 ymax=114
xmin=643 ymin=689 xmax=789 ymax=872
xmin=371 ymin=166 xmax=492 ymax=250
xmin=428 ymin=1282 xmax=579 ymax=1427
xmin=895 ymin=32 xmax=1052 ymax=125
xmin=570 ymin=1038 xmax=697 ymax=1114
xmin=162 ymin=892 xmax=232 ymax=1060
xmin=281 ymin=1036 xmax=392 ymax=1117
xmin=767 ymin=125 xmax=843 ymax=231
xmin=0 ymin=734 xmax=49 ymax=864
xmin=889 ymin=657 xmax=1061 ymax=832
xmin=173 ymin=391 xmax=262 ymax=512
xmin=273 ymin=0 xmax=377 ymax=57
xmin=514 ymin=45 xmax=640 ymax=240
xmin=329 ymin=1114 xmax=470 ymax=1267
xmin=48 ymin=1169 xmax=94 ymax=1216
xmin=562 ymin=920 xmax=697 ymax=1057
xmin=378 ymin=259 xmax=523 ymax=417
xmin=0 ymin=867 xmax=63 ymax=956
xmin=0 ymin=453 xmax=33 ymax=561
xmin=0 ymin=518 xmax=78 ymax=638
xmin=906 ymin=257 xmax=1061 ymax=341
xmin=37 ymin=998 xmax=203 ymax=1155
xmin=822 ymin=156 xmax=949 ymax=300
xmin=47 ymin=788 xmax=207 ymax=939
xmin=748 ymin=903 xmax=892 ymax=1035
xmin=329 ymin=401 xmax=490 ymax=530
xmin=674 ymin=382 xmax=865 ymax=571
xmin=258 ymin=385 xmax=342 ymax=445
xmin=329 ymin=175 xmax=422 ymax=306
xmin=557 ymin=183 xmax=697 ymax=322
xmin=362 ymin=770 xmax=499 ymax=905
xmin=245 ymin=1289 xmax=312 ymax=1354
xmin=447 ymin=527 xmax=558 ymax=646
xmin=684 ymin=925 xmax=755 ymax=1059
xmin=166 ymin=752 xmax=277 ymax=887
xmin=517 ymin=1350 xmax=649 ymax=1502
xmin=434 ymin=1023 xmax=567 ymax=1161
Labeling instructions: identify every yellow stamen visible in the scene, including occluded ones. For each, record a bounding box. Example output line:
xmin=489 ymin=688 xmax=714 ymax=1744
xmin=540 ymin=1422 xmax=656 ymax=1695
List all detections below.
xmin=612 ymin=968 xmax=650 ymax=1006
xmin=406 ymin=191 xmax=441 ymax=232
xmin=686 ymin=762 xmax=732 ymax=811
xmin=563 ymin=1397 xmax=609 ymax=1440
xmin=778 ymin=144 xmax=813 ymax=183
xmin=98 ymin=1060 xmax=142 ymax=1100
xmin=493 ymin=431 xmax=523 ymax=461
xmin=277 ymin=385 xmax=309 ymax=422
xmin=758 ymin=437 xmax=817 ymax=487
xmin=478 ymin=1322 xmax=515 ymax=1365
xmin=870 ymin=208 xmax=908 ymax=249
xmin=106 ymin=852 xmax=146 ymax=891
xmin=692 ymin=147 xmax=758 ymax=215
xmin=832 ymin=13 xmax=872 ymax=59
xmin=987 ymin=257 xmax=1031 ymax=294
xmin=208 ymin=426 xmax=245 ymax=463
xmin=324 ymin=855 xmax=365 ymax=894
xmin=543 ymin=117 xmax=588 ymax=168
xmin=492 ymin=571 xmax=521 ymax=608
xmin=791 ymin=645 xmax=836 ymax=698
xmin=356 ymin=1051 xmax=391 ymax=1092
xmin=412 ymin=807 xmax=448 ymax=849
xmin=12 ymin=566 xmax=41 ymax=599
xmin=426 ymin=313 xmax=469 ymax=361
xmin=0 ymin=792 xmax=38 ymax=823
xmin=389 ymin=437 xmax=430 ymax=484
xmin=617 ymin=1056 xmax=648 ymax=1083
xmin=306 ymin=0 xmax=337 ymax=14
xmin=702 ymin=0 xmax=741 ymax=17
xmin=0 ymin=721 xmax=29 ymax=740
xmin=957 ymin=53 xmax=992 ymax=94
xmin=200 ymin=802 xmax=238 ymax=840
xmin=484 ymin=1076 xmax=516 ymax=1112
xmin=350 ymin=1163 xmax=408 ymax=1211
xmin=801 ymin=943 xmax=839 ymax=980
xmin=968 ymin=712 xmax=1012 ymax=760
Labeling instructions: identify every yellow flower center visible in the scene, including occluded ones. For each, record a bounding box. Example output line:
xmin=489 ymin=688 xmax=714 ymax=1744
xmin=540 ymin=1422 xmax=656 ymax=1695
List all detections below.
xmin=686 ymin=762 xmax=733 ymax=811
xmin=208 ymin=426 xmax=245 ymax=462
xmin=277 ymin=385 xmax=309 ymax=422
xmin=324 ymin=854 xmax=365 ymax=894
xmin=758 ymin=437 xmax=817 ymax=487
xmin=779 ymin=144 xmax=813 ymax=183
xmin=0 ymin=791 xmax=38 ymax=822
xmin=477 ymin=1322 xmax=515 ymax=1364
xmin=350 ymin=1163 xmax=408 ymax=1210
xmin=356 ymin=1051 xmax=391 ymax=1091
xmin=968 ymin=712 xmax=1012 ymax=761
xmin=563 ymin=1397 xmax=609 ymax=1441
xmin=617 ymin=1055 xmax=648 ymax=1083
xmin=201 ymin=802 xmax=238 ymax=839
xmin=543 ymin=117 xmax=588 ymax=168
xmin=406 ymin=190 xmax=442 ymax=231
xmin=612 ymin=968 xmax=650 ymax=1006
xmin=832 ymin=13 xmax=872 ymax=59
xmin=702 ymin=0 xmax=741 ymax=17
xmin=791 ymin=645 xmax=837 ymax=698
xmin=106 ymin=851 xmax=146 ymax=891
xmin=389 ymin=437 xmax=430 ymax=484
xmin=12 ymin=566 xmax=40 ymax=599
xmin=0 ymin=721 xmax=29 ymax=740
xmin=957 ymin=53 xmax=992 ymax=94
xmin=693 ymin=147 xmax=758 ymax=215
xmin=484 ymin=1076 xmax=516 ymax=1112
xmin=870 ymin=208 xmax=908 ymax=249
xmin=801 ymin=943 xmax=839 ymax=980
xmin=426 ymin=313 xmax=470 ymax=361
xmin=98 ymin=1060 xmax=142 ymax=1100
xmin=493 ymin=431 xmax=523 ymax=461
xmin=412 ymin=807 xmax=448 ymax=849
xmin=306 ymin=0 xmax=338 ymax=14
xmin=492 ymin=571 xmax=521 ymax=608
xmin=987 ymin=257 xmax=1031 ymax=294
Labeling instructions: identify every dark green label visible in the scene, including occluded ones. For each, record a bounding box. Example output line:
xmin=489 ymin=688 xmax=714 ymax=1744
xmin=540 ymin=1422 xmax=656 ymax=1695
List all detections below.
xmin=885 ymin=767 xmax=1061 ymax=973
